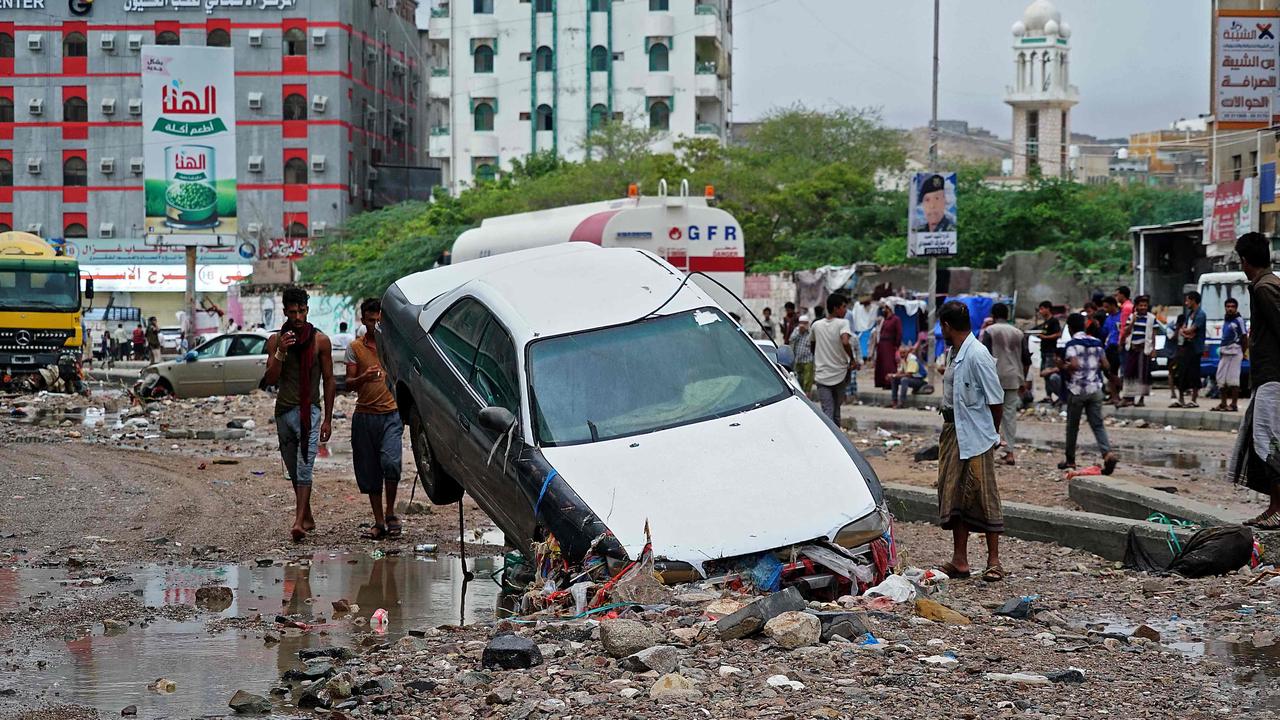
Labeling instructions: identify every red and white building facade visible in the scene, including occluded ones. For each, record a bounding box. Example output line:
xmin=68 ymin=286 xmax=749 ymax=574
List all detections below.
xmin=0 ymin=0 xmax=425 ymax=318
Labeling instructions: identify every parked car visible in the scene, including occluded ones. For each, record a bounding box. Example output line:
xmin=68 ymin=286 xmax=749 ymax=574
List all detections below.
xmin=135 ymin=331 xmax=347 ymax=398
xmin=379 ymin=243 xmax=892 ymax=585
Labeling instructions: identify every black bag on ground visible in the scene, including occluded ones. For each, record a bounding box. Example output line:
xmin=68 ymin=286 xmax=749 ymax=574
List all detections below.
xmin=1167 ymin=526 xmax=1254 ymax=578
xmin=1122 ymin=526 xmax=1169 ymax=573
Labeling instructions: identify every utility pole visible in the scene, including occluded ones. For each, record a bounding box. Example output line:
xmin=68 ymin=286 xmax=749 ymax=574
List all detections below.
xmin=927 ymin=0 xmax=940 ymax=359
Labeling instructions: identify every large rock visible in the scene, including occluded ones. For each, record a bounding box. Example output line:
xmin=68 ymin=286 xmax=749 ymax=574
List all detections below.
xmin=715 ymin=587 xmax=806 ymax=641
xmin=763 ymin=611 xmax=820 ymax=650
xmin=648 ymin=673 xmax=701 ymax=702
xmin=619 ymin=645 xmax=679 ymax=675
xmin=806 ymin=611 xmax=869 ymax=642
xmin=481 ymin=634 xmax=543 ymax=670
xmin=325 ymin=672 xmax=354 ymax=700
xmin=600 ymin=619 xmax=663 ymax=659
xmin=228 ymin=690 xmax=271 ymax=714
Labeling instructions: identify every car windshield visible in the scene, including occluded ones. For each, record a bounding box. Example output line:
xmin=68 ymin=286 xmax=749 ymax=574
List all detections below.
xmin=0 ymin=269 xmax=79 ymax=312
xmin=528 ymin=308 xmax=790 ymax=445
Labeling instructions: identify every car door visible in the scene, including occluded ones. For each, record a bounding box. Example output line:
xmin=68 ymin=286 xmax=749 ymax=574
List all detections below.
xmin=453 ymin=316 xmax=532 ymax=541
xmin=422 ymin=298 xmax=492 ymax=480
xmin=223 ymin=334 xmax=268 ymax=395
xmin=178 ymin=335 xmax=232 ymax=397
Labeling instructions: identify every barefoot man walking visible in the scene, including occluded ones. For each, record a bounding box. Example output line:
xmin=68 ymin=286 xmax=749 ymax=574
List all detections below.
xmin=263 ymin=286 xmax=336 ymax=541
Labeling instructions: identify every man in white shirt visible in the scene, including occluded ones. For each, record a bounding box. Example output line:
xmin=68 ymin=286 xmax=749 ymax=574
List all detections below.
xmin=936 ymin=301 xmax=1007 ymax=583
xmin=812 ymin=293 xmax=858 ymax=424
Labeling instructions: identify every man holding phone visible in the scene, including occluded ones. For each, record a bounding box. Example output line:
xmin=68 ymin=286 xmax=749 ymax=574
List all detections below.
xmin=345 ymin=298 xmax=404 ymax=539
xmin=263 ymin=286 xmax=336 ymax=542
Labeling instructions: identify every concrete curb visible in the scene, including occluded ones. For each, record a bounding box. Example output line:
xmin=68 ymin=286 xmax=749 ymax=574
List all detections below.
xmin=883 ymin=482 xmax=1193 ymax=562
xmin=1067 ymin=476 xmax=1248 ymax=527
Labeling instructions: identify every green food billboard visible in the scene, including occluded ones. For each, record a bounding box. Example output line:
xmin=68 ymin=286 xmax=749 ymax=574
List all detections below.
xmin=141 ymin=46 xmax=238 ymax=239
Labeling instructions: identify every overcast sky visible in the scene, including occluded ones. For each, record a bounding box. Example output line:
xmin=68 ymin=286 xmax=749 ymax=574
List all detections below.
xmin=731 ymin=0 xmax=1210 ymax=139
xmin=417 ymin=1 xmax=1211 ymax=140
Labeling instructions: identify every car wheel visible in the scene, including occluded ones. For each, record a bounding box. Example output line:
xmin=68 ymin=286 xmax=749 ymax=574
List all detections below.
xmin=407 ymin=403 xmax=464 ymax=505
xmin=148 ymin=377 xmax=174 ymax=400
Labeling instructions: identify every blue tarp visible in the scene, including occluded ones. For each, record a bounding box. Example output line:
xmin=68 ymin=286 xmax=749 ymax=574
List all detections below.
xmin=932 ymin=296 xmax=1001 ymax=357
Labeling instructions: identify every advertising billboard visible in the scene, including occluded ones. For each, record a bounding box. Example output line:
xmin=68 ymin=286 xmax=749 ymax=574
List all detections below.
xmin=1214 ymin=11 xmax=1280 ymax=129
xmin=141 ymin=45 xmax=237 ymax=240
xmin=908 ymin=172 xmax=957 ymax=258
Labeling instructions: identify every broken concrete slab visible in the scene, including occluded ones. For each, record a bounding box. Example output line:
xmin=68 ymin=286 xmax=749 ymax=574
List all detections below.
xmin=1068 ymin=476 xmax=1247 ymax=527
xmin=715 ymin=586 xmax=806 ymax=641
xmin=883 ymin=483 xmax=1194 ymax=562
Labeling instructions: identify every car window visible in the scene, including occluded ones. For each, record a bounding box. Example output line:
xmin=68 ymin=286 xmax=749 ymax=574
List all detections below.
xmin=196 ymin=336 xmax=232 ymax=359
xmin=430 ymin=298 xmax=490 ymax=379
xmin=228 ymin=335 xmax=266 ymax=357
xmin=471 ymin=320 xmax=520 ymax=413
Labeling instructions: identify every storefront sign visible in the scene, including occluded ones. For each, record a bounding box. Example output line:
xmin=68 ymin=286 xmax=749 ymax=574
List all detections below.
xmin=1214 ymin=11 xmax=1280 ymax=128
xmin=1203 ymin=178 xmax=1257 ymax=245
xmin=124 ymin=0 xmax=296 ymax=12
xmin=0 ymin=0 xmax=47 ymax=10
xmin=63 ymin=237 xmax=256 ymax=265
xmin=81 ymin=264 xmax=252 ymax=293
xmin=142 ymin=45 xmax=238 ymax=239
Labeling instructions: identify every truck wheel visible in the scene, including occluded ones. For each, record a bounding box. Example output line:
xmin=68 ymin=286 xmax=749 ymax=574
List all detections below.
xmin=407 ymin=403 xmax=463 ymax=505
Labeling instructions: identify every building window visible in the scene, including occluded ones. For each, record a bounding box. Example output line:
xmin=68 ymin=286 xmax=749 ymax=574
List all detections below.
xmin=534 ymin=0 xmax=552 ymax=11
xmin=1025 ymin=110 xmax=1039 ymax=172
xmin=206 ymin=28 xmax=231 ymax=47
xmin=63 ymin=156 xmax=87 ymax=186
xmin=283 ymin=93 xmax=308 ymax=121
xmin=1232 ymin=154 xmax=1243 ymax=181
xmin=589 ymin=0 xmax=609 ymax=9
xmin=0 ymin=97 xmax=12 ymax=124
xmin=62 ymin=32 xmax=87 ymax=58
xmin=284 ymin=157 xmax=308 ymax=185
xmin=283 ymin=27 xmax=306 ymax=57
xmin=473 ymin=43 xmax=494 ymax=73
xmin=0 ymin=32 xmax=13 ymax=58
xmin=535 ymin=45 xmax=553 ymax=72
xmin=648 ymin=42 xmax=669 ymax=72
xmin=536 ymin=103 xmax=553 ymax=131
xmin=650 ymin=0 xmax=669 ymax=10
xmin=475 ymin=163 xmax=496 ymax=183
xmin=649 ymin=100 xmax=670 ymax=130
xmin=63 ymin=223 xmax=87 ymax=239
xmin=590 ymin=103 xmax=609 ymax=130
xmin=0 ymin=158 xmax=11 ymax=187
xmin=473 ymin=0 xmax=493 ymax=14
xmin=63 ymin=96 xmax=87 ymax=122
xmin=156 ymin=30 xmax=180 ymax=46
xmin=1251 ymin=150 xmax=1259 ymax=178
xmin=590 ymin=45 xmax=609 ymax=72
xmin=473 ymin=102 xmax=495 ymax=131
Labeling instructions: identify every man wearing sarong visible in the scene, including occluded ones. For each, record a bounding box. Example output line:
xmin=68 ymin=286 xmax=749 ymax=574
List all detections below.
xmin=935 ymin=301 xmax=1007 ymax=582
xmin=1228 ymin=232 xmax=1280 ymax=528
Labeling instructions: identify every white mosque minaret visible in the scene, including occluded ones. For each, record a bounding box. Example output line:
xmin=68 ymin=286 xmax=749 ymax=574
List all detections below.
xmin=1006 ymin=0 xmax=1081 ymax=179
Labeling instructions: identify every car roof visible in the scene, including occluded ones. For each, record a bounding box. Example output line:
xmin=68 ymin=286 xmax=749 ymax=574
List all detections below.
xmin=394 ymin=244 xmax=722 ymax=342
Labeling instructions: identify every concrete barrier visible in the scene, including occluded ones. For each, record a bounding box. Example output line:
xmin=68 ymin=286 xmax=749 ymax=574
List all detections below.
xmin=884 ymin=482 xmax=1194 ymax=562
xmin=1068 ymin=476 xmax=1247 ymax=527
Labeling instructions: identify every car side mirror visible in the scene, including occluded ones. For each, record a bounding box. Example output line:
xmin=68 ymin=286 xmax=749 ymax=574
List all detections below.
xmin=84 ymin=278 xmax=94 ymax=300
xmin=478 ymin=406 xmax=516 ymax=433
xmin=184 ymin=350 xmax=198 ymax=363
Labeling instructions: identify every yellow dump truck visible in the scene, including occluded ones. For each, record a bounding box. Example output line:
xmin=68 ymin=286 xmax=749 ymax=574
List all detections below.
xmin=0 ymin=231 xmax=91 ymax=385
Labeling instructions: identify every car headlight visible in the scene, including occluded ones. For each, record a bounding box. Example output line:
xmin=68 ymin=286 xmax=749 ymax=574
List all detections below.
xmin=832 ymin=508 xmax=888 ymax=550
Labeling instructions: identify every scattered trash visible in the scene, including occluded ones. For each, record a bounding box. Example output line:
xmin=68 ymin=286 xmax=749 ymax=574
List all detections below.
xmin=864 ymin=574 xmax=917 ymax=604
xmin=370 ymin=608 xmax=389 ymax=633
xmin=414 ymin=543 xmax=439 ymax=554
xmin=369 ymin=549 xmax=385 ymax=560
xmin=994 ymin=596 xmax=1034 ymax=620
xmin=1045 ymin=668 xmax=1087 ymax=683
xmin=884 ymin=439 xmax=903 ymax=448
xmin=766 ymin=674 xmax=805 ymax=691
xmin=150 ymin=678 xmax=177 ymax=693
xmin=983 ymin=672 xmax=1051 ymax=685
xmin=920 ymin=654 xmax=958 ymax=667
xmin=913 ymin=444 xmax=940 ymax=462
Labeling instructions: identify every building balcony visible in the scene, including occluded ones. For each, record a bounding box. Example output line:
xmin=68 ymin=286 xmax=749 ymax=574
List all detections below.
xmin=646 ymin=13 xmax=675 ymax=38
xmin=429 ymin=127 xmax=451 ymax=159
xmin=1003 ymin=84 xmax=1080 ymax=107
xmin=694 ymin=5 xmax=721 ymax=37
xmin=428 ymin=12 xmax=450 ymax=40
xmin=428 ymin=72 xmax=451 ymax=100
xmin=695 ymin=122 xmax=722 ymax=137
xmin=695 ymin=71 xmax=722 ymax=98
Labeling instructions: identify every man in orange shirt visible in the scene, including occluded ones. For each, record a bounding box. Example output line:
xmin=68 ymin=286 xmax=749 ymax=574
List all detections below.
xmin=345 ymin=298 xmax=404 ymax=539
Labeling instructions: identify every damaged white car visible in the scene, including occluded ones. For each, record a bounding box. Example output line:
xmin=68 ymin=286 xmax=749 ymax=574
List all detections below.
xmin=379 ymin=243 xmax=894 ymax=596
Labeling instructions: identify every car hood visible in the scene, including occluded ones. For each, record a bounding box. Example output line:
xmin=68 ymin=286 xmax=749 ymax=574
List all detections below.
xmin=538 ymin=395 xmax=877 ymax=572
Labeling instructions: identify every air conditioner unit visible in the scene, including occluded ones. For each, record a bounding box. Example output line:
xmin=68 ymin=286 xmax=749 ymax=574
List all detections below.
xmin=247 ymin=155 xmax=264 ymax=173
xmin=100 ymin=157 xmax=116 ymax=174
xmin=246 ymin=222 xmax=263 ymax=237
xmin=310 ymin=155 xmax=327 ymax=173
xmin=128 ymin=98 xmax=143 ymax=115
xmin=311 ymin=95 xmax=328 ymax=113
xmin=248 ymin=29 xmax=264 ymax=47
xmin=127 ymin=34 xmax=143 ymax=51
xmin=99 ymin=222 xmax=115 ymax=238
xmin=101 ymin=98 xmax=116 ymax=115
xmin=27 ymin=35 xmax=42 ymax=52
xmin=311 ymin=28 xmax=327 ymax=47
xmin=26 ymin=223 xmax=43 ymax=235
xmin=311 ymin=221 xmax=328 ymax=238
xmin=27 ymin=158 xmax=42 ymax=175
xmin=129 ymin=157 xmax=144 ymax=174
xmin=367 ymin=166 xmax=379 ymax=182
xmin=100 ymin=33 xmax=116 ymax=52
xmin=247 ymin=92 xmax=264 ymax=110
xmin=28 ymin=98 xmax=44 ymax=116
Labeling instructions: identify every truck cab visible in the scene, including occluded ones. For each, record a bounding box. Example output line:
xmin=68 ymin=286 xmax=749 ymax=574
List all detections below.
xmin=0 ymin=232 xmax=88 ymax=383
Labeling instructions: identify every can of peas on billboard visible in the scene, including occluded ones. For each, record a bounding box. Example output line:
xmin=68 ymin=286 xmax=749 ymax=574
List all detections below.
xmin=141 ymin=46 xmax=238 ymax=239
xmin=164 ymin=146 xmax=219 ymax=229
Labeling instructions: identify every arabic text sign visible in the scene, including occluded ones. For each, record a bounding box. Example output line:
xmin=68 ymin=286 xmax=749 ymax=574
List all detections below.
xmin=124 ymin=0 xmax=298 ymax=13
xmin=1215 ymin=12 xmax=1280 ymax=126
xmin=81 ymin=264 xmax=252 ymax=293
xmin=142 ymin=45 xmax=238 ymax=237
xmin=907 ymin=171 xmax=958 ymax=258
xmin=63 ymin=237 xmax=257 ymax=265
xmin=1204 ymin=178 xmax=1257 ymax=245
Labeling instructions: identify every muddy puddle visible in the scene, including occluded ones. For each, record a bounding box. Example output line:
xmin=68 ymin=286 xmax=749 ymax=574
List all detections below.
xmin=5 ymin=405 xmax=123 ymax=429
xmin=1 ymin=551 xmax=501 ymax=718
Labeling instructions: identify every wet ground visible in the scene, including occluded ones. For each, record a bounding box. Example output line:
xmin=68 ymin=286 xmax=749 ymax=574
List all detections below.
xmin=1 ymin=551 xmax=501 ymax=718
